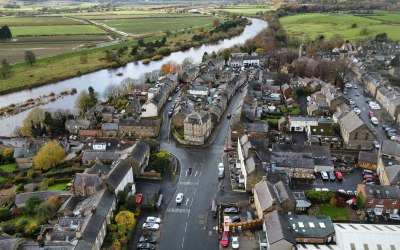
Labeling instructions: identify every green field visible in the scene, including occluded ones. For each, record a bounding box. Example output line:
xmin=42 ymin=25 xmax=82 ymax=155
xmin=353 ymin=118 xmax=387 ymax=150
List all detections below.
xmin=0 ymin=176 xmax=8 ymax=184
xmin=0 ymin=16 xmax=83 ymax=26
xmin=362 ymin=13 xmax=400 ymax=24
xmin=281 ymin=13 xmax=400 ymax=41
xmin=319 ymin=206 xmax=350 ymax=220
xmin=11 ymin=25 xmax=107 ymax=36
xmin=216 ymin=5 xmax=274 ymax=15
xmin=0 ymin=163 xmax=17 ymax=172
xmin=47 ymin=183 xmax=67 ymax=190
xmin=102 ymin=16 xmax=219 ymax=34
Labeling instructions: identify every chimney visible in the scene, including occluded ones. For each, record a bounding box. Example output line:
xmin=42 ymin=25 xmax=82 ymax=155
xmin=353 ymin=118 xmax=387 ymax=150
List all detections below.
xmin=262 ymin=176 xmax=267 ymax=181
xmin=102 ymin=175 xmax=107 ymax=189
xmin=76 ymin=226 xmax=82 ymax=239
xmin=45 ymin=232 xmax=51 ymax=241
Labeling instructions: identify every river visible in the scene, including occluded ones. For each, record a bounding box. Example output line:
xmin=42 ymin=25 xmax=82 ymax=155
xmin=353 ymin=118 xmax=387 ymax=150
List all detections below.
xmin=0 ymin=18 xmax=268 ymax=136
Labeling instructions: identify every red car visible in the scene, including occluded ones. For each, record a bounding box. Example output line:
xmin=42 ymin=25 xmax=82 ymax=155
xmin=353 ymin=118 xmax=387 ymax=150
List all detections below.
xmin=220 ymin=231 xmax=229 ymax=247
xmin=136 ymin=193 xmax=143 ymax=204
xmin=224 ymin=146 xmax=235 ymax=152
xmin=369 ymin=111 xmax=375 ymax=118
xmin=335 ymin=171 xmax=343 ymax=181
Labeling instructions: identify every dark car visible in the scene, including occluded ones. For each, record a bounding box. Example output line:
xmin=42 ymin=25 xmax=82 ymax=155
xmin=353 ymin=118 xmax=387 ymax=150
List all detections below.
xmin=139 ymin=236 xmax=157 ymax=244
xmin=137 ymin=243 xmax=156 ymax=250
xmin=227 ymin=113 xmax=232 ymax=119
xmin=329 ymin=171 xmax=336 ymax=181
xmin=168 ymin=111 xmax=173 ymax=117
xmin=224 ymin=207 xmax=240 ymax=214
xmin=231 ymin=216 xmax=241 ymax=223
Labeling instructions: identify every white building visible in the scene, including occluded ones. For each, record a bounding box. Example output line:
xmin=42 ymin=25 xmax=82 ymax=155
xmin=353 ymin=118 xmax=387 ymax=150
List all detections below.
xmin=288 ymin=116 xmax=318 ymax=132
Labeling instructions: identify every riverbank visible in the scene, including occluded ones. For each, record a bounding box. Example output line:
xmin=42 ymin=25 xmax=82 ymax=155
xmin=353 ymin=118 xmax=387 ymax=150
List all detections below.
xmin=0 ymin=18 xmax=248 ymax=95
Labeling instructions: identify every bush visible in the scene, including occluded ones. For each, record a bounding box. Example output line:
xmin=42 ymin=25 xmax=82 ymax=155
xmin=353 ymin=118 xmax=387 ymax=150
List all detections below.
xmin=12 ymin=207 xmax=25 ymax=217
xmin=336 ymin=197 xmax=346 ymax=207
xmin=0 ymin=208 xmax=11 ymax=221
xmin=3 ymin=181 xmax=14 ymax=189
xmin=3 ymin=223 xmax=16 ymax=235
xmin=305 ymin=190 xmax=335 ymax=203
xmin=25 ymin=195 xmax=42 ymax=214
xmin=16 ymin=183 xmax=24 ymax=193
xmin=24 ymin=221 xmax=40 ymax=237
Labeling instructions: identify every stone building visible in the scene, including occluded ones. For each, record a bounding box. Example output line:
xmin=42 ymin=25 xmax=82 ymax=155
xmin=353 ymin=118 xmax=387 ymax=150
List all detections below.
xmin=183 ymin=111 xmax=212 ymax=145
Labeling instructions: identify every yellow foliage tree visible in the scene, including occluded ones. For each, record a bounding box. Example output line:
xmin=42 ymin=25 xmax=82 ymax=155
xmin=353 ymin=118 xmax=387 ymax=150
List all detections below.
xmin=2 ymin=147 xmax=14 ymax=159
xmin=46 ymin=195 xmax=61 ymax=209
xmin=20 ymin=108 xmax=45 ymax=137
xmin=255 ymin=48 xmax=265 ymax=54
xmin=115 ymin=210 xmax=136 ymax=229
xmin=33 ymin=141 xmax=65 ymax=171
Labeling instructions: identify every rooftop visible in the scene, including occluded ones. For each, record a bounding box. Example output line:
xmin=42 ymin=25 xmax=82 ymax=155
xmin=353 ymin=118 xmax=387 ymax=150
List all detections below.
xmin=285 ymin=214 xmax=335 ymax=239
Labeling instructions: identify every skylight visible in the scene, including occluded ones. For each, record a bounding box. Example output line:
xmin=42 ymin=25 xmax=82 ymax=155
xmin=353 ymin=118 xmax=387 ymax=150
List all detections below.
xmin=309 ymin=222 xmax=315 ymax=228
xmin=319 ymin=222 xmax=326 ymax=228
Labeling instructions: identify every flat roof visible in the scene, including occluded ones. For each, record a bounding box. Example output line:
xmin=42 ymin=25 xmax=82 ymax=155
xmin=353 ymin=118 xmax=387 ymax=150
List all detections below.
xmin=334 ymin=223 xmax=400 ymax=250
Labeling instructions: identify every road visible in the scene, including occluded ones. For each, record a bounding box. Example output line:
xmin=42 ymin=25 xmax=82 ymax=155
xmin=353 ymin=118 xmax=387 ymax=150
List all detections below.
xmin=157 ymin=89 xmax=244 ymax=250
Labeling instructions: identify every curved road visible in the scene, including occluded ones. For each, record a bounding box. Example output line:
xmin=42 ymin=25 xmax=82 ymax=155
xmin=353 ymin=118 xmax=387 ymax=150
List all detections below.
xmin=158 ymin=90 xmax=243 ymax=250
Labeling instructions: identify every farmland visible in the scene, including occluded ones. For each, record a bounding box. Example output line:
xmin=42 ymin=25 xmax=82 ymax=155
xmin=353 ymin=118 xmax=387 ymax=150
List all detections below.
xmin=0 ymin=16 xmax=83 ymax=26
xmin=280 ymin=13 xmax=400 ymax=41
xmin=12 ymin=25 xmax=106 ymax=36
xmin=101 ymin=15 xmax=221 ymax=35
xmin=215 ymin=5 xmax=274 ymax=15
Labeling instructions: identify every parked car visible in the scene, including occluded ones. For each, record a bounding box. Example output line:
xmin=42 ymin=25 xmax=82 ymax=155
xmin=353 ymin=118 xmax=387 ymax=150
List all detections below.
xmin=231 ymin=236 xmax=240 ymax=249
xmin=329 ymin=171 xmax=336 ymax=181
xmin=224 ymin=146 xmax=235 ymax=152
xmin=142 ymin=223 xmax=159 ymax=231
xmin=368 ymin=111 xmax=375 ymax=118
xmin=220 ymin=231 xmax=229 ymax=247
xmin=224 ymin=207 xmax=240 ymax=214
xmin=218 ymin=169 xmax=225 ymax=179
xmin=227 ymin=113 xmax=232 ymax=119
xmin=139 ymin=236 xmax=157 ymax=244
xmin=136 ymin=193 xmax=143 ymax=204
xmin=314 ymin=188 xmax=322 ymax=192
xmin=349 ymin=100 xmax=355 ymax=105
xmin=168 ymin=111 xmax=173 ymax=117
xmin=387 ymin=132 xmax=397 ymax=138
xmin=353 ymin=108 xmax=361 ymax=115
xmin=362 ymin=170 xmax=374 ymax=176
xmin=373 ymin=141 xmax=380 ymax=149
xmin=176 ymin=193 xmax=184 ymax=204
xmin=321 ymin=171 xmax=329 ymax=181
xmin=346 ymin=190 xmax=354 ymax=196
xmin=321 ymin=188 xmax=330 ymax=192
xmin=389 ymin=214 xmax=400 ymax=221
xmin=335 ymin=171 xmax=343 ymax=181
xmin=146 ymin=217 xmax=161 ymax=224
xmin=167 ymin=97 xmax=172 ymax=101
xmin=338 ymin=189 xmax=346 ymax=194
xmin=137 ymin=243 xmax=156 ymax=250
xmin=230 ymin=216 xmax=241 ymax=223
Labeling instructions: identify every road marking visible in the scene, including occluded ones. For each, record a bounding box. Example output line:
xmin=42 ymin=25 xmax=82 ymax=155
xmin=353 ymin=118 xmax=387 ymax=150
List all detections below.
xmin=185 ymin=198 xmax=189 ymax=206
xmin=181 ymin=237 xmax=185 ymax=248
xmin=199 ymin=171 xmax=202 ymax=176
xmin=190 ymin=199 xmax=193 ymax=206
xmin=178 ymin=181 xmax=198 ymax=186
xmin=194 ymin=187 xmax=197 ymax=196
xmin=188 ymin=209 xmax=190 ymax=218
xmin=166 ymin=208 xmax=190 ymax=213
xmin=185 ymin=221 xmax=188 ymax=232
xmin=195 ymin=171 xmax=198 ymax=177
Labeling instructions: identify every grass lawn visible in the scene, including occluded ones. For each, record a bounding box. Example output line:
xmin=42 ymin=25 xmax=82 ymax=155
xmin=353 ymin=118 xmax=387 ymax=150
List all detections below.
xmin=319 ymin=206 xmax=350 ymax=220
xmin=216 ymin=6 xmax=275 ymax=15
xmin=280 ymin=13 xmax=400 ymax=41
xmin=47 ymin=183 xmax=67 ymax=191
xmin=0 ymin=163 xmax=17 ymax=172
xmin=3 ymin=215 xmax=41 ymax=226
xmin=0 ymin=16 xmax=83 ymax=26
xmin=0 ymin=176 xmax=9 ymax=184
xmin=11 ymin=25 xmax=107 ymax=36
xmin=101 ymin=16 xmax=219 ymax=34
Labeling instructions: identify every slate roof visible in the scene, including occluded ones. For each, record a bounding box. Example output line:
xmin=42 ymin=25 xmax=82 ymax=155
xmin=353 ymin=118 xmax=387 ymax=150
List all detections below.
xmin=131 ymin=139 xmax=150 ymax=164
xmin=107 ymin=158 xmax=132 ymax=191
xmin=285 ymin=214 xmax=335 ymax=238
xmin=82 ymin=151 xmax=119 ymax=162
xmin=73 ymin=173 xmax=103 ymax=189
xmin=84 ymin=162 xmax=110 ymax=175
xmin=57 ymin=216 xmax=86 ymax=229
xmin=274 ymin=180 xmax=295 ymax=202
xmin=79 ymin=213 xmax=105 ymax=244
xmin=358 ymin=151 xmax=378 ymax=164
xmin=13 ymin=140 xmax=43 ymax=158
xmin=0 ymin=233 xmax=25 ymax=250
xmin=384 ymin=165 xmax=400 ymax=185
xmin=363 ymin=185 xmax=400 ymax=200
xmin=339 ymin=111 xmax=364 ymax=133
xmin=254 ymin=180 xmax=275 ymax=211
xmin=118 ymin=118 xmax=159 ymax=127
xmin=184 ymin=111 xmax=211 ymax=125
xmin=57 ymin=196 xmax=84 ymax=214
xmin=15 ymin=191 xmax=71 ymax=206
xmin=381 ymin=140 xmax=400 ymax=157
xmin=65 ymin=119 xmax=90 ymax=127
xmin=73 ymin=189 xmax=115 ymax=217
xmin=244 ymin=123 xmax=268 ymax=133
xmin=83 ymin=137 xmax=133 ymax=151
xmin=245 ymin=156 xmax=256 ymax=173
xmin=101 ymin=123 xmax=118 ymax=131
xmin=264 ymin=211 xmax=296 ymax=245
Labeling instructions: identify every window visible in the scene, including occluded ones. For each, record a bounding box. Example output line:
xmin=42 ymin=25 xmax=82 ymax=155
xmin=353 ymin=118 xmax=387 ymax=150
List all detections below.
xmin=354 ymin=132 xmax=359 ymax=140
xmin=392 ymin=199 xmax=397 ymax=205
xmin=369 ymin=199 xmax=374 ymax=203
xmin=365 ymin=133 xmax=369 ymax=140
xmin=378 ymin=199 xmax=383 ymax=205
xmin=386 ymin=209 xmax=391 ymax=214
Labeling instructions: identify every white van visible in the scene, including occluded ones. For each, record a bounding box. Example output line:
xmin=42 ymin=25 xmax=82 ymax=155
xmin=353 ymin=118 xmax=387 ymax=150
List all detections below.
xmin=218 ymin=163 xmax=224 ymax=171
xmin=371 ymin=117 xmax=379 ymax=126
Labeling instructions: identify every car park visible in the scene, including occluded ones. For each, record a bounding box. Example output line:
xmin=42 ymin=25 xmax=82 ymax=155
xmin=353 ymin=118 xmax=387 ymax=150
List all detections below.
xmin=176 ymin=193 xmax=184 ymax=204
xmin=389 ymin=214 xmax=400 ymax=221
xmin=137 ymin=243 xmax=156 ymax=250
xmin=224 ymin=207 xmax=240 ymax=214
xmin=329 ymin=171 xmax=336 ymax=181
xmin=335 ymin=171 xmax=343 ymax=181
xmin=142 ymin=223 xmax=159 ymax=231
xmin=139 ymin=236 xmax=157 ymax=244
xmin=321 ymin=171 xmax=329 ymax=181
xmin=220 ymin=231 xmax=229 ymax=247
xmin=231 ymin=236 xmax=240 ymax=249
xmin=146 ymin=217 xmax=161 ymax=224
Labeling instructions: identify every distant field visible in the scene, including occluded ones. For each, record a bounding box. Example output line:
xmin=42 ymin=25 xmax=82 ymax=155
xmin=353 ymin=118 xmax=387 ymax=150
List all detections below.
xmin=362 ymin=13 xmax=400 ymax=24
xmin=0 ymin=16 xmax=83 ymax=26
xmin=216 ymin=5 xmax=274 ymax=15
xmin=101 ymin=16 xmax=219 ymax=34
xmin=280 ymin=13 xmax=400 ymax=41
xmin=11 ymin=25 xmax=107 ymax=36
xmin=68 ymin=13 xmax=198 ymax=20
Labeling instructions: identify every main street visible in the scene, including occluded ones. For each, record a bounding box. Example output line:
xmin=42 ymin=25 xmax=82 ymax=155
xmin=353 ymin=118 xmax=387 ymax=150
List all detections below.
xmin=158 ymin=89 xmax=244 ymax=250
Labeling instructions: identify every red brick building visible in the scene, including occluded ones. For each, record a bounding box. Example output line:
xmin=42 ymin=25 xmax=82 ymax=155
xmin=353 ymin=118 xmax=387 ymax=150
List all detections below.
xmin=357 ymin=184 xmax=400 ymax=215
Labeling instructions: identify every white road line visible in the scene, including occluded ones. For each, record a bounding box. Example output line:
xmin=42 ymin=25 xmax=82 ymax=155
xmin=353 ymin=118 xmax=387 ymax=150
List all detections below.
xmin=190 ymin=199 xmax=193 ymax=206
xmin=187 ymin=209 xmax=190 ymax=218
xmin=185 ymin=198 xmax=189 ymax=206
xmin=195 ymin=171 xmax=198 ymax=177
xmin=182 ymin=237 xmax=185 ymax=248
xmin=199 ymin=171 xmax=202 ymax=176
xmin=194 ymin=187 xmax=197 ymax=196
xmin=185 ymin=221 xmax=188 ymax=232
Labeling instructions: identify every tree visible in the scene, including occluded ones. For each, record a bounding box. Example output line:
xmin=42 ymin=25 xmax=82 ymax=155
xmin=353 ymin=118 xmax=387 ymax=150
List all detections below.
xmin=46 ymin=195 xmax=61 ymax=209
xmin=202 ymin=52 xmax=208 ymax=62
xmin=75 ymin=87 xmax=98 ymax=113
xmin=24 ymin=50 xmax=36 ymax=66
xmin=161 ymin=61 xmax=180 ymax=75
xmin=375 ymin=32 xmax=388 ymax=42
xmin=181 ymin=57 xmax=193 ymax=70
xmin=356 ymin=192 xmax=366 ymax=210
xmin=0 ymin=208 xmax=11 ymax=221
xmin=20 ymin=108 xmax=45 ymax=136
xmin=213 ymin=18 xmax=221 ymax=27
xmin=36 ymin=202 xmax=56 ymax=221
xmin=0 ymin=25 xmax=12 ymax=40
xmin=25 ymin=195 xmax=42 ymax=214
xmin=120 ymin=77 xmax=136 ymax=92
xmin=115 ymin=210 xmax=136 ymax=229
xmin=0 ymin=59 xmax=12 ymax=78
xmin=219 ymin=48 xmax=231 ymax=63
xmin=103 ymin=84 xmax=121 ymax=101
xmin=33 ymin=140 xmax=65 ymax=171
xmin=391 ymin=54 xmax=400 ymax=67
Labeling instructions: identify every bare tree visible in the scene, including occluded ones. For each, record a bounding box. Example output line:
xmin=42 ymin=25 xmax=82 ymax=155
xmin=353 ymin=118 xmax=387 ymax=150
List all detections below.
xmin=25 ymin=50 xmax=36 ymax=66
xmin=103 ymin=84 xmax=122 ymax=100
xmin=120 ymin=77 xmax=136 ymax=92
